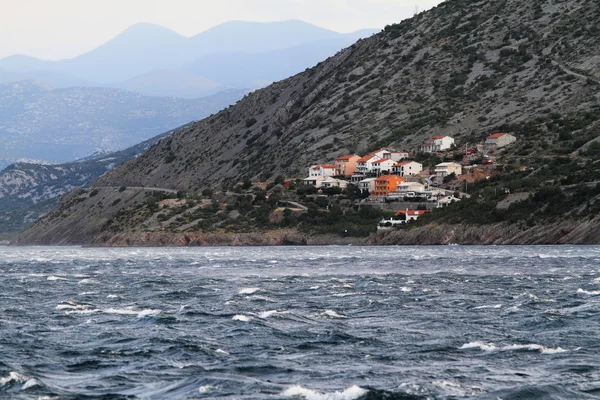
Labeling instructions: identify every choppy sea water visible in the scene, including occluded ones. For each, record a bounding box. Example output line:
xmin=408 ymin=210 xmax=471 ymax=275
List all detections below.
xmin=1 ymin=246 xmax=600 ymax=400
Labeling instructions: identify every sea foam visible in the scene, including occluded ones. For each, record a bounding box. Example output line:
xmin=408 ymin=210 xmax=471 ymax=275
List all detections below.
xmin=239 ymin=288 xmax=260 ymax=294
xmin=281 ymin=385 xmax=368 ymax=400
xmin=461 ymin=341 xmax=568 ymax=354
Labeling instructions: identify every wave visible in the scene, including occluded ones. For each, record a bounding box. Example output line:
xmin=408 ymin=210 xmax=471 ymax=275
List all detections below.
xmin=281 ymin=385 xmax=367 ymax=400
xmin=60 ymin=304 xmax=162 ymax=318
xmin=47 ymin=276 xmax=67 ymax=281
xmin=232 ymin=314 xmax=251 ymax=322
xmin=239 ymin=288 xmax=261 ymax=294
xmin=461 ymin=341 xmax=568 ymax=354
xmin=577 ymin=288 xmax=600 ymax=295
xmin=322 ymin=310 xmax=347 ymax=319
xmin=0 ymin=371 xmax=39 ymax=391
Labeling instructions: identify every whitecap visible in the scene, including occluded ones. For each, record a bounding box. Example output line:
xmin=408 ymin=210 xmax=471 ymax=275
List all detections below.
xmin=400 ymin=287 xmax=412 ymax=292
xmin=199 ymin=385 xmax=215 ymax=393
xmin=22 ymin=378 xmax=39 ymax=390
xmin=577 ymin=288 xmax=600 ymax=295
xmin=56 ymin=304 xmax=90 ymax=311
xmin=322 ymin=310 xmax=347 ymax=319
xmin=460 ymin=341 xmax=498 ymax=351
xmin=239 ymin=288 xmax=260 ymax=295
xmin=281 ymin=385 xmax=368 ymax=400
xmin=215 ymin=349 xmax=230 ymax=356
xmin=107 ymin=294 xmax=122 ymax=299
xmin=461 ymin=341 xmax=567 ymax=354
xmin=473 ymin=304 xmax=503 ymax=309
xmin=232 ymin=314 xmax=251 ymax=322
xmin=0 ymin=371 xmax=29 ymax=386
xmin=78 ymin=279 xmax=101 ymax=285
xmin=137 ymin=309 xmax=162 ymax=318
xmin=258 ymin=310 xmax=281 ymax=319
xmin=47 ymin=276 xmax=67 ymax=281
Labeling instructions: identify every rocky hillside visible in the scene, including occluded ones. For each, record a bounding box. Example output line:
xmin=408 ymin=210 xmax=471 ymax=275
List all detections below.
xmin=0 ymin=125 xmax=188 ymax=233
xmin=0 ymin=81 xmax=244 ymax=162
xmin=14 ymin=0 xmax=600 ymax=246
xmin=97 ymin=0 xmax=600 ymax=191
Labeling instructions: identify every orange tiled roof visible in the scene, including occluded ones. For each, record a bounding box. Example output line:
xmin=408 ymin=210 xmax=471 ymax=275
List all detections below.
xmin=393 ymin=161 xmax=413 ymax=167
xmin=375 ymin=175 xmax=405 ymax=182
xmin=335 ymin=155 xmax=356 ymax=161
xmin=487 ymin=133 xmax=507 ymax=139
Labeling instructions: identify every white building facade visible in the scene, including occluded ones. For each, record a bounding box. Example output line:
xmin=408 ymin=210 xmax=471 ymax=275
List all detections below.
xmin=420 ymin=136 xmax=455 ymax=153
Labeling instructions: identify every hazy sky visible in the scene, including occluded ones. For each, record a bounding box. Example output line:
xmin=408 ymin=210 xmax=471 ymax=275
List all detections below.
xmin=0 ymin=0 xmax=444 ymax=60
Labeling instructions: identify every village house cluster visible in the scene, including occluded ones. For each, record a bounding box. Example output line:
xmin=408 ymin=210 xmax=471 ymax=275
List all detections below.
xmin=301 ymin=132 xmax=517 ymax=227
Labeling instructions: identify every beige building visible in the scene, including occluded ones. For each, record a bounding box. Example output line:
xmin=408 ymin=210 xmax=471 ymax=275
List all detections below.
xmin=435 ymin=162 xmax=462 ymax=178
xmin=334 ymin=155 xmax=361 ymax=177
xmin=485 ymin=133 xmax=517 ymax=151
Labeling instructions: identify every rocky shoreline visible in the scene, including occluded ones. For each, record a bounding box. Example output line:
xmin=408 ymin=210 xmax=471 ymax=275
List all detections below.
xmin=19 ymin=218 xmax=594 ymax=247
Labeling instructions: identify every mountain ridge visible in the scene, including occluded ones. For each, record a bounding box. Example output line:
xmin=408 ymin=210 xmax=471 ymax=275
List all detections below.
xmin=0 ymin=20 xmax=377 ymax=85
xmin=14 ymin=0 xmax=600 ymax=245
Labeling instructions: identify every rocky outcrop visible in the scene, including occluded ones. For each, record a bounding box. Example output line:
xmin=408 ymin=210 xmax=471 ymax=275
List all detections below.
xmin=369 ymin=218 xmax=600 ymax=245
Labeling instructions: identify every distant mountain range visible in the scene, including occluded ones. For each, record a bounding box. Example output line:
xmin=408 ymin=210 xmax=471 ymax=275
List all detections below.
xmin=0 ymin=20 xmax=375 ymax=167
xmin=0 ymin=21 xmax=377 ymax=97
xmin=0 ymin=80 xmax=245 ymax=162
xmin=0 ymin=125 xmax=187 ymax=233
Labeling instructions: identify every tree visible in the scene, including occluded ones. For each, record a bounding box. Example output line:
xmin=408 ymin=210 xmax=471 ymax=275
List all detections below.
xmin=322 ymin=186 xmax=343 ymax=196
xmin=242 ymin=178 xmax=252 ymax=190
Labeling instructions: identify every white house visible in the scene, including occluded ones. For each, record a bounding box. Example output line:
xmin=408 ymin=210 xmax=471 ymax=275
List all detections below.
xmin=397 ymin=182 xmax=427 ymax=193
xmin=437 ymin=195 xmax=461 ymax=207
xmin=321 ymin=177 xmax=348 ymax=189
xmin=393 ymin=161 xmax=423 ymax=177
xmin=387 ymin=182 xmax=427 ymax=199
xmin=485 ymin=133 xmax=517 ymax=151
xmin=309 ymin=164 xmax=337 ymax=178
xmin=302 ymin=176 xmax=326 ymax=188
xmin=378 ymin=209 xmax=432 ymax=229
xmin=358 ymin=177 xmax=377 ymax=193
xmin=371 ymin=159 xmax=396 ymax=175
xmin=435 ymin=162 xmax=462 ymax=178
xmin=388 ymin=151 xmax=410 ymax=162
xmin=420 ymin=136 xmax=455 ymax=153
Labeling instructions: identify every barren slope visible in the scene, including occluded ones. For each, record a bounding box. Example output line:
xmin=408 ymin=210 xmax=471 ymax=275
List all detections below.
xmin=97 ymin=0 xmax=600 ymax=191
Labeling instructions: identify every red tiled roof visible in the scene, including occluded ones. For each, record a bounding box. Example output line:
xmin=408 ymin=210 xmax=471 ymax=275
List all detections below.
xmin=396 ymin=209 xmax=433 ymax=216
xmin=393 ymin=161 xmax=413 ymax=167
xmin=312 ymin=164 xmax=336 ymax=169
xmin=335 ymin=155 xmax=356 ymax=161
xmin=372 ymin=159 xmax=394 ymax=164
xmin=431 ymin=136 xmax=448 ymax=140
xmin=357 ymin=154 xmax=377 ymax=163
xmin=487 ymin=133 xmax=508 ymax=139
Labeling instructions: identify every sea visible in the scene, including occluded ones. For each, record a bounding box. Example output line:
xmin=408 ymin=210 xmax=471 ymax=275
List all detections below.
xmin=1 ymin=246 xmax=599 ymax=400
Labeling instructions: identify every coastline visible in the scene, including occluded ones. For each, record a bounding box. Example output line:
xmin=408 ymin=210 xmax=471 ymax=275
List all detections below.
xmin=13 ymin=219 xmax=598 ymax=247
